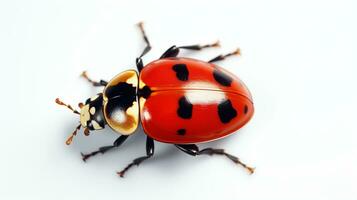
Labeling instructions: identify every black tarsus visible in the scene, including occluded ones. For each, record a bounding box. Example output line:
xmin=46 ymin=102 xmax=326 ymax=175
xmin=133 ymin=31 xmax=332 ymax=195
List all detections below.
xmin=175 ymin=144 xmax=255 ymax=174
xmin=136 ymin=22 xmax=152 ymax=72
xmin=208 ymin=48 xmax=241 ymax=63
xmin=81 ymin=135 xmax=129 ymax=162
xmin=160 ymin=41 xmax=220 ymax=59
xmin=117 ymin=137 xmax=155 ymax=177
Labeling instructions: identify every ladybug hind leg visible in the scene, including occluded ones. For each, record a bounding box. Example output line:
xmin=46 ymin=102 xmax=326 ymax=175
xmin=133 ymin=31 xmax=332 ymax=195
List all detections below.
xmin=117 ymin=136 xmax=155 ymax=177
xmin=160 ymin=40 xmax=220 ymax=59
xmin=175 ymin=144 xmax=255 ymax=174
xmin=81 ymin=135 xmax=129 ymax=162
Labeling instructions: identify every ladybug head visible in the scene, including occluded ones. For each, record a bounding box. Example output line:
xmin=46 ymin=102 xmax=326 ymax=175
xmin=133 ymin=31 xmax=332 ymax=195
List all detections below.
xmin=55 ymin=93 xmax=106 ymax=145
xmin=79 ymin=93 xmax=105 ymax=131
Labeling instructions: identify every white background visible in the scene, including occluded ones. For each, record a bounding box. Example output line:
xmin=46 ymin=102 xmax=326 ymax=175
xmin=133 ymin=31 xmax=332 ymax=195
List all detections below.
xmin=1 ymin=0 xmax=356 ymax=199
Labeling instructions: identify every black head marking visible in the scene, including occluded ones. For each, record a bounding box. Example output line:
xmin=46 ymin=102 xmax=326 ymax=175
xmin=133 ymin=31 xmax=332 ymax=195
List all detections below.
xmin=172 ymin=64 xmax=189 ymax=81
xmin=218 ymin=99 xmax=237 ymax=123
xmin=244 ymin=105 xmax=248 ymax=114
xmin=90 ymin=94 xmax=105 ymax=127
xmin=213 ymin=69 xmax=233 ymax=87
xmin=177 ymin=129 xmax=186 ymax=136
xmin=86 ymin=121 xmax=94 ymax=130
xmin=177 ymin=96 xmax=192 ymax=119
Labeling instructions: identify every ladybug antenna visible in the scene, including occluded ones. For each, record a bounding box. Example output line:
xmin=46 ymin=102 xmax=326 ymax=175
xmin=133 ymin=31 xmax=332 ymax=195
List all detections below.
xmin=55 ymin=98 xmax=80 ymax=115
xmin=65 ymin=124 xmax=81 ymax=145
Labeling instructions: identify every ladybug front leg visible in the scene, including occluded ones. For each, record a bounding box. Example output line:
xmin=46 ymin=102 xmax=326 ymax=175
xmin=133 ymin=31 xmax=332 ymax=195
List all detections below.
xmin=81 ymin=135 xmax=129 ymax=162
xmin=160 ymin=41 xmax=220 ymax=58
xmin=136 ymin=22 xmax=152 ymax=72
xmin=80 ymin=71 xmax=108 ymax=87
xmin=175 ymin=144 xmax=255 ymax=174
xmin=117 ymin=136 xmax=154 ymax=177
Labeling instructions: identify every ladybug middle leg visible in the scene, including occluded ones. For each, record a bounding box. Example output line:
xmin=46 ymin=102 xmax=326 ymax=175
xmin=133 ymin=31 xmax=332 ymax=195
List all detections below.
xmin=80 ymin=71 xmax=108 ymax=87
xmin=208 ymin=48 xmax=241 ymax=63
xmin=81 ymin=135 xmax=129 ymax=162
xmin=117 ymin=136 xmax=154 ymax=177
xmin=160 ymin=40 xmax=220 ymax=59
xmin=175 ymin=144 xmax=255 ymax=174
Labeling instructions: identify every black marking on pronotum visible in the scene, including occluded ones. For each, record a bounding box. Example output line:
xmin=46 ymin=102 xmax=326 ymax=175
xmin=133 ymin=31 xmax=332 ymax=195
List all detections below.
xmin=172 ymin=64 xmax=189 ymax=81
xmin=105 ymin=82 xmax=136 ymax=100
xmin=244 ymin=105 xmax=248 ymax=114
xmin=105 ymin=82 xmax=136 ymax=121
xmin=213 ymin=69 xmax=233 ymax=86
xmin=177 ymin=96 xmax=193 ymax=119
xmin=177 ymin=129 xmax=186 ymax=136
xmin=218 ymin=99 xmax=237 ymax=123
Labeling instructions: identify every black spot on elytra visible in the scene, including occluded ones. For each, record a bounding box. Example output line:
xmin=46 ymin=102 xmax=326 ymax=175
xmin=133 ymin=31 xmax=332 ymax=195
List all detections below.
xmin=244 ymin=105 xmax=248 ymax=114
xmin=177 ymin=129 xmax=186 ymax=136
xmin=218 ymin=99 xmax=237 ymax=123
xmin=177 ymin=96 xmax=192 ymax=119
xmin=172 ymin=64 xmax=189 ymax=81
xmin=213 ymin=69 xmax=233 ymax=87
xmin=139 ymin=85 xmax=152 ymax=99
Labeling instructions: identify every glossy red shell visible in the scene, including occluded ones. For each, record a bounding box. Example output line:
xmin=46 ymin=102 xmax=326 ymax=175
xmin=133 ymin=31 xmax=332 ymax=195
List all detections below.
xmin=139 ymin=58 xmax=254 ymax=144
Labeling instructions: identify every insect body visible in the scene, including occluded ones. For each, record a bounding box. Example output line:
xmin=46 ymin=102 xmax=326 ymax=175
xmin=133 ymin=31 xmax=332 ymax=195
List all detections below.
xmin=56 ymin=22 xmax=255 ymax=177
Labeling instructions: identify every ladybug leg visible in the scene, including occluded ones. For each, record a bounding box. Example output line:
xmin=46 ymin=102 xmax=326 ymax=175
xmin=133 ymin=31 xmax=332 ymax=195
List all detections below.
xmin=80 ymin=135 xmax=129 ymax=162
xmin=117 ymin=137 xmax=154 ymax=177
xmin=160 ymin=45 xmax=180 ymax=58
xmin=208 ymin=48 xmax=241 ymax=63
xmin=178 ymin=40 xmax=220 ymax=50
xmin=160 ymin=41 xmax=220 ymax=59
xmin=80 ymin=71 xmax=108 ymax=87
xmin=136 ymin=22 xmax=152 ymax=72
xmin=175 ymin=144 xmax=255 ymax=174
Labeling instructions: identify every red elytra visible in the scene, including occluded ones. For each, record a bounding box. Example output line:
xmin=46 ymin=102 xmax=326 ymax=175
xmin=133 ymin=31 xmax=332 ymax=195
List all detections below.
xmin=139 ymin=58 xmax=254 ymax=143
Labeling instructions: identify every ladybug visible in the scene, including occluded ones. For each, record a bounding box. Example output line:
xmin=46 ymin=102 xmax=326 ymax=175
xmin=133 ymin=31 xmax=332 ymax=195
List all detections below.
xmin=56 ymin=22 xmax=255 ymax=177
